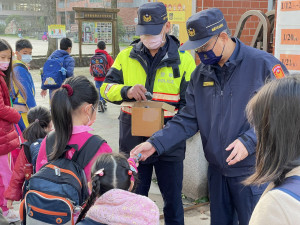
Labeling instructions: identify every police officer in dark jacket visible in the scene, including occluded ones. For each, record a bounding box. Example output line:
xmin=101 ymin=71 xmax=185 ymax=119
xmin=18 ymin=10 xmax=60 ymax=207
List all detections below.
xmin=131 ymin=8 xmax=289 ymax=225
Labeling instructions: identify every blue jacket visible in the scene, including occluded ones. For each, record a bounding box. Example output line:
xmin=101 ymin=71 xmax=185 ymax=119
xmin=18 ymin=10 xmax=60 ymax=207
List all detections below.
xmin=148 ymin=38 xmax=289 ymax=177
xmin=11 ymin=61 xmax=36 ymax=109
xmin=49 ymin=50 xmax=75 ymax=78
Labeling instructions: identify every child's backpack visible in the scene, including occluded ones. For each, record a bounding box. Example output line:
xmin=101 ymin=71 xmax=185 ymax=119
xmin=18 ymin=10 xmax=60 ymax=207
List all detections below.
xmin=90 ymin=53 xmax=108 ymax=78
xmin=21 ymin=139 xmax=43 ymax=197
xmin=41 ymin=55 xmax=68 ymax=89
xmin=20 ymin=131 xmax=106 ymax=225
xmin=274 ymin=175 xmax=300 ymax=201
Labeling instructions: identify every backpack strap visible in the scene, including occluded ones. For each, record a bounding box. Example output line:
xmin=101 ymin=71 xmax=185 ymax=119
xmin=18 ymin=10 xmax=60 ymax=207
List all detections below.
xmin=274 ymin=175 xmax=300 ymax=201
xmin=46 ymin=131 xmax=79 ymax=161
xmin=71 ymin=135 xmax=106 ymax=169
xmin=22 ymin=142 xmax=32 ymax=164
xmin=13 ymin=63 xmax=28 ymax=71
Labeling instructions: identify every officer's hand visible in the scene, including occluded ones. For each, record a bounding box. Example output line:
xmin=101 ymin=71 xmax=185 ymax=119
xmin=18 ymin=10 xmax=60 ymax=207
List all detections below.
xmin=225 ymin=139 xmax=249 ymax=165
xmin=131 ymin=142 xmax=156 ymax=161
xmin=41 ymin=89 xmax=47 ymax=98
xmin=127 ymin=85 xmax=147 ymax=101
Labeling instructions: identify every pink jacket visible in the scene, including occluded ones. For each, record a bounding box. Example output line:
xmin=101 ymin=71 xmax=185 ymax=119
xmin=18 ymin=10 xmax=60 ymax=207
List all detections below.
xmin=84 ymin=189 xmax=159 ymax=225
xmin=36 ymin=126 xmax=112 ymax=181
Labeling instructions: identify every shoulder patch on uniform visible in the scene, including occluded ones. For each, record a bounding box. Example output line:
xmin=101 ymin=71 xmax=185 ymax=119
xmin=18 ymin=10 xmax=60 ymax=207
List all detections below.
xmin=272 ymin=64 xmax=285 ymax=79
xmin=203 ymin=81 xmax=214 ymax=86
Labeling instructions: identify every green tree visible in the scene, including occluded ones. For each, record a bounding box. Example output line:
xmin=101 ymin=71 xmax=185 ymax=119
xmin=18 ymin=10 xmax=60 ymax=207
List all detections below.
xmin=117 ymin=16 xmax=126 ymax=42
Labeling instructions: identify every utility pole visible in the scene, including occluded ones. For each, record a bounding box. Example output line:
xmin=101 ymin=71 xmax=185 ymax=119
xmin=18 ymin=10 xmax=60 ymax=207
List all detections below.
xmin=111 ymin=0 xmax=120 ymax=56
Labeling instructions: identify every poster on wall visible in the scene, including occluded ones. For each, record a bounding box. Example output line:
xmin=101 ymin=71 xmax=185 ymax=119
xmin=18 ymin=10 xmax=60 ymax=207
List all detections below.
xmin=82 ymin=22 xmax=112 ymax=44
xmin=275 ymin=0 xmax=300 ymax=74
xmin=154 ymin=0 xmax=192 ymax=44
xmin=48 ymin=25 xmax=66 ymax=38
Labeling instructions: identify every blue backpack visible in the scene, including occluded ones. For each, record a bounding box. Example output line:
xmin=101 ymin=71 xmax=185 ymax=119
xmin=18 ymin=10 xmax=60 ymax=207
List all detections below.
xmin=41 ymin=55 xmax=68 ymax=89
xmin=20 ymin=131 xmax=105 ymax=225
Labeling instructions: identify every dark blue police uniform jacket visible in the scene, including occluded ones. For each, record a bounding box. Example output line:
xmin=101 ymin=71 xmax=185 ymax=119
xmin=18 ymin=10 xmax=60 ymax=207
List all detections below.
xmin=149 ymin=38 xmax=289 ymax=177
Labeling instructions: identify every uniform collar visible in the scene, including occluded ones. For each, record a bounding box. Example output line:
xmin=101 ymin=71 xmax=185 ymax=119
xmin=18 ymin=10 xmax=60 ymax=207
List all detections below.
xmin=72 ymin=125 xmax=93 ymax=134
xmin=13 ymin=59 xmax=28 ymax=68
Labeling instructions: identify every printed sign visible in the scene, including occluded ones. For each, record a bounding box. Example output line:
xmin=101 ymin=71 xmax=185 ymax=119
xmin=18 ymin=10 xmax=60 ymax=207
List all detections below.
xmin=48 ymin=24 xmax=66 ymax=38
xmin=275 ymin=0 xmax=300 ymax=73
xmin=280 ymin=0 xmax=300 ymax=11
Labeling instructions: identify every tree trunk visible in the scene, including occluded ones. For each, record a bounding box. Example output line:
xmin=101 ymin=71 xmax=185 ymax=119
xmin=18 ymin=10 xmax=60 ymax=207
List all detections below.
xmin=46 ymin=0 xmax=57 ymax=57
xmin=111 ymin=0 xmax=120 ymax=55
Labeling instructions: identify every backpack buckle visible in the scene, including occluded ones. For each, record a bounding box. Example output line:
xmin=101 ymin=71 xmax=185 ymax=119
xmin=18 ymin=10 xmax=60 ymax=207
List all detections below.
xmin=54 ymin=166 xmax=61 ymax=176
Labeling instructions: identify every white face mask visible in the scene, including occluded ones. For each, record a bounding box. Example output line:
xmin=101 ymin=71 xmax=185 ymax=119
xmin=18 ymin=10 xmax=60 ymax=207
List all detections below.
xmin=141 ymin=32 xmax=165 ymax=50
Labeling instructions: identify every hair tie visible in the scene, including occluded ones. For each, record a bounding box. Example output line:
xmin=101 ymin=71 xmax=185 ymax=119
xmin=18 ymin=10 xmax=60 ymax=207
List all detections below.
xmin=62 ymin=84 xmax=73 ymax=96
xmin=95 ymin=168 xmax=104 ymax=177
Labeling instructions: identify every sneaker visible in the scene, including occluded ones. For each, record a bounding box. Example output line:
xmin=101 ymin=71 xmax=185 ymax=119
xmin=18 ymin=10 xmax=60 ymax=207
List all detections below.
xmin=98 ymin=101 xmax=105 ymax=113
xmin=5 ymin=209 xmax=20 ymax=223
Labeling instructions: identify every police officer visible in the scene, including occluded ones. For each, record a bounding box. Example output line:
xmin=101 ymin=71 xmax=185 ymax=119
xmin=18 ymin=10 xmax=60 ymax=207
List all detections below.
xmin=131 ymin=8 xmax=289 ymax=225
xmin=100 ymin=2 xmax=195 ymax=225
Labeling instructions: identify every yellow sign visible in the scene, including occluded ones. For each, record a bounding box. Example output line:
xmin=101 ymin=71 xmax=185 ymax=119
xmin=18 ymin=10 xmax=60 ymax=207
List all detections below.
xmin=168 ymin=11 xmax=185 ymax=22
xmin=48 ymin=24 xmax=66 ymax=39
xmin=155 ymin=0 xmax=193 ymax=45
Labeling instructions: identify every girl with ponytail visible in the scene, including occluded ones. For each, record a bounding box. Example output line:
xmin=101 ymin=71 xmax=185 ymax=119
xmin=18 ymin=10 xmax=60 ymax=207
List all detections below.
xmin=76 ymin=153 xmax=159 ymax=225
xmin=35 ymin=75 xmax=112 ymax=182
xmin=4 ymin=106 xmax=51 ymax=221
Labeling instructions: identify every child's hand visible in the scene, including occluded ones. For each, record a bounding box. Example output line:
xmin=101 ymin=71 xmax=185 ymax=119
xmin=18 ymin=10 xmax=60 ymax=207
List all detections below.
xmin=7 ymin=200 xmax=14 ymax=209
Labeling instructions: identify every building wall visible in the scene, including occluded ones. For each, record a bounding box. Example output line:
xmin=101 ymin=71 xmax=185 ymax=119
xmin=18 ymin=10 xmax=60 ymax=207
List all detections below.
xmin=197 ymin=0 xmax=269 ymax=45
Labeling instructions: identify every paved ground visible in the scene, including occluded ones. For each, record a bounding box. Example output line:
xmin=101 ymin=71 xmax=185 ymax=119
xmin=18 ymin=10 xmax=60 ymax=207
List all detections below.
xmin=11 ymin=67 xmax=210 ymax=224
xmin=0 ymin=35 xmax=127 ymax=56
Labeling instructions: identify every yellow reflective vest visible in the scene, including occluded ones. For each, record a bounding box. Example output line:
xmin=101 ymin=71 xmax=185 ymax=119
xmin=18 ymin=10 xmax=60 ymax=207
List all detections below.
xmin=100 ymin=36 xmax=196 ymax=118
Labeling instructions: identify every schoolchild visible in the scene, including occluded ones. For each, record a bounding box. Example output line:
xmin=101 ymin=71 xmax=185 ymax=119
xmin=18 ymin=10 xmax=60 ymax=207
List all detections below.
xmin=90 ymin=41 xmax=114 ymax=112
xmin=0 ymin=38 xmax=24 ymax=222
xmin=76 ymin=153 xmax=159 ymax=225
xmin=245 ymin=76 xmax=300 ymax=224
xmin=40 ymin=37 xmax=75 ymax=99
xmin=36 ymin=75 xmax=112 ymax=182
xmin=4 ymin=106 xmax=52 ymax=210
xmin=12 ymin=39 xmax=36 ymax=131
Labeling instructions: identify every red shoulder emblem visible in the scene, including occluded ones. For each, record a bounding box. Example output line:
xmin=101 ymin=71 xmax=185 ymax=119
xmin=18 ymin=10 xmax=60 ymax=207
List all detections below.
xmin=272 ymin=64 xmax=285 ymax=79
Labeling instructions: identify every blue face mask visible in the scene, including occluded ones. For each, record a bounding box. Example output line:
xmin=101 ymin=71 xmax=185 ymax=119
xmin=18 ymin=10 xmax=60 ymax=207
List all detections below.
xmin=21 ymin=54 xmax=32 ymax=64
xmin=196 ymin=36 xmax=225 ymax=65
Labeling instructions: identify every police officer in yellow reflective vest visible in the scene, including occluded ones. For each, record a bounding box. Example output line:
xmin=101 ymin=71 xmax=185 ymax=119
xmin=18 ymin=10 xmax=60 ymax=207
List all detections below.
xmin=100 ymin=2 xmax=195 ymax=225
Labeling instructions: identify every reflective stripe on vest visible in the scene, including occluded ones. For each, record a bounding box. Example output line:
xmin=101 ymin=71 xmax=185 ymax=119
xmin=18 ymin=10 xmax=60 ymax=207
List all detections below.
xmin=152 ymin=92 xmax=180 ymax=103
xmin=121 ymin=106 xmax=178 ymax=118
xmin=104 ymin=83 xmax=118 ymax=99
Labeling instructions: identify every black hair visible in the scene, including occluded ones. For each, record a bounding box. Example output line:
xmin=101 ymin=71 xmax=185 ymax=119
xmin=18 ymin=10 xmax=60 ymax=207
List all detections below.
xmin=49 ymin=76 xmax=98 ymax=161
xmin=245 ymin=75 xmax=300 ymax=187
xmin=76 ymin=153 xmax=137 ymax=223
xmin=97 ymin=41 xmax=106 ymax=50
xmin=0 ymin=39 xmax=26 ymax=99
xmin=60 ymin=38 xmax=72 ymax=50
xmin=16 ymin=39 xmax=33 ymax=52
xmin=22 ymin=106 xmax=51 ymax=143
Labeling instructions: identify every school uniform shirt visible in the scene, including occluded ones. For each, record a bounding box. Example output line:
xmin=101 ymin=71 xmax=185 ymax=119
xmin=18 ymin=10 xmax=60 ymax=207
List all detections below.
xmin=249 ymin=166 xmax=300 ymax=225
xmin=36 ymin=126 xmax=112 ymax=182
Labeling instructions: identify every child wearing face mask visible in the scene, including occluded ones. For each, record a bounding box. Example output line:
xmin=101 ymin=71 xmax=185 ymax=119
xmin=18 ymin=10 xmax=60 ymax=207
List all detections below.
xmin=0 ymin=39 xmax=25 ymax=222
xmin=35 ymin=76 xmax=112 ymax=184
xmin=12 ymin=39 xmax=36 ymax=131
